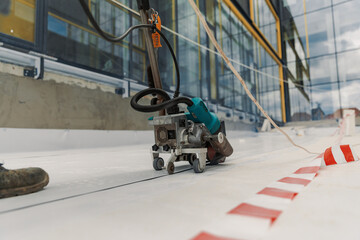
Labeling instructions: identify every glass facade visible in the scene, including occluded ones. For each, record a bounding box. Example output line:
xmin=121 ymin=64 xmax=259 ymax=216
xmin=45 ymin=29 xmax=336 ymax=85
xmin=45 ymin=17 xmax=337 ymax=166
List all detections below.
xmin=0 ymin=0 xmax=359 ymax=123
xmin=155 ymin=0 xmax=283 ymax=122
xmin=252 ymin=0 xmax=279 ymax=53
xmin=283 ymin=0 xmax=360 ymax=120
xmin=47 ymin=0 xmax=145 ymax=81
xmin=46 ymin=0 xmax=285 ymax=122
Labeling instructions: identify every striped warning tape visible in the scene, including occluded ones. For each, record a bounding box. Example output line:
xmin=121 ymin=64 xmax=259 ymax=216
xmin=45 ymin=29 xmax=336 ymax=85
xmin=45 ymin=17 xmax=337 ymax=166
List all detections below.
xmin=323 ymin=145 xmax=358 ymax=166
xmin=191 ymin=114 xmax=357 ymax=240
xmin=191 ymin=145 xmax=359 ymax=240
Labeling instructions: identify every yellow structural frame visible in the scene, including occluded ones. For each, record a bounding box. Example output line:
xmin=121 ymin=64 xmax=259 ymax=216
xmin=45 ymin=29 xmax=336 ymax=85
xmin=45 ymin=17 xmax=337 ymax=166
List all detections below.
xmin=249 ymin=0 xmax=281 ymax=57
xmin=249 ymin=0 xmax=254 ymax=20
xmin=303 ymin=0 xmax=310 ymax=58
xmin=265 ymin=0 xmax=282 ymax=58
xmin=223 ymin=0 xmax=286 ymax=122
xmin=17 ymin=0 xmax=35 ymax=8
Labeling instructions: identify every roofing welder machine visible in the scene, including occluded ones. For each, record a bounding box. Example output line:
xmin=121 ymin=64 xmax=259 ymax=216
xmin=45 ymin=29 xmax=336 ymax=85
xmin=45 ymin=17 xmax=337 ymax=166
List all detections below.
xmin=78 ymin=0 xmax=233 ymax=174
xmin=131 ymin=89 xmax=233 ymax=174
xmin=129 ymin=2 xmax=233 ymax=174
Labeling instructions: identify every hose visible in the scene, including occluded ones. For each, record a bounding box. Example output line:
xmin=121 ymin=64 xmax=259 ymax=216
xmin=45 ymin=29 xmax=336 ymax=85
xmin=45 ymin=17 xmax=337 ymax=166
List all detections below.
xmin=130 ymin=88 xmax=193 ymax=113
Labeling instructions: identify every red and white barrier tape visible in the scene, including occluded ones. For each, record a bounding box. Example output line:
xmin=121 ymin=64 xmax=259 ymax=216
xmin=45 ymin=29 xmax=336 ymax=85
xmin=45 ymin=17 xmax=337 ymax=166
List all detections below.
xmin=191 ymin=116 xmax=358 ymax=240
xmin=191 ymin=145 xmax=359 ymax=240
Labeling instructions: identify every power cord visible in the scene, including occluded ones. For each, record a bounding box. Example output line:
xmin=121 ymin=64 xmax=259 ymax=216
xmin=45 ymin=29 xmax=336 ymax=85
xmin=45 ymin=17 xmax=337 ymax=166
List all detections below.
xmin=78 ymin=0 xmax=181 ymax=103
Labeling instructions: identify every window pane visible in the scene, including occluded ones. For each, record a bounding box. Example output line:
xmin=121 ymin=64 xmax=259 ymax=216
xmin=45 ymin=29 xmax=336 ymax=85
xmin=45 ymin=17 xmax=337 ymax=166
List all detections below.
xmin=289 ymin=81 xmax=311 ymax=121
xmin=333 ymin=0 xmax=351 ymax=5
xmin=253 ymin=0 xmax=278 ymax=52
xmin=306 ymin=8 xmax=335 ymax=57
xmin=340 ymin=80 xmax=360 ymax=110
xmin=309 ymin=55 xmax=337 ymax=85
xmin=238 ymin=0 xmax=250 ymax=16
xmin=282 ymin=0 xmax=304 ymax=18
xmin=47 ymin=0 xmax=141 ymax=80
xmin=257 ymin=46 xmax=282 ymax=122
xmin=282 ymin=0 xmax=332 ymax=18
xmin=333 ymin=0 xmax=360 ymax=52
xmin=304 ymin=0 xmax=331 ymax=13
xmin=337 ymin=49 xmax=360 ymax=82
xmin=176 ymin=0 xmax=200 ymax=97
xmin=283 ymin=8 xmax=335 ymax=59
xmin=311 ymin=83 xmax=340 ymax=119
xmin=0 ymin=0 xmax=36 ymax=42
xmin=283 ymin=16 xmax=308 ymax=60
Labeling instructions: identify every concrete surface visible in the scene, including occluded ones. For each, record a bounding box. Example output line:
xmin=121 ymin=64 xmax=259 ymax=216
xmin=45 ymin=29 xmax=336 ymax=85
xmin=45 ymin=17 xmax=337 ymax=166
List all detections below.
xmin=0 ymin=64 xmax=153 ymax=130
xmin=0 ymin=127 xmax=359 ymax=240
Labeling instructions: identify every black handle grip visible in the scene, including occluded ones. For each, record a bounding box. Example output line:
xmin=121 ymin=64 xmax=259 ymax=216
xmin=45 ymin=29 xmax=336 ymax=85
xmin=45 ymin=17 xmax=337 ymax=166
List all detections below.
xmin=136 ymin=0 xmax=150 ymax=10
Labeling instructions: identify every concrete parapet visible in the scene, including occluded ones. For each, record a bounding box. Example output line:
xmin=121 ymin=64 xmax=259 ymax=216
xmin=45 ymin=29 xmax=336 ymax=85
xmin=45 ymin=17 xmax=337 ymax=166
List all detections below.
xmin=0 ymin=62 xmax=152 ymax=130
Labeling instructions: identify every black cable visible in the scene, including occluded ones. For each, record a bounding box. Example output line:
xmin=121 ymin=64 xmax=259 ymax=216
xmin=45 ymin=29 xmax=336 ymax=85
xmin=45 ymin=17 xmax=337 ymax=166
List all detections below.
xmin=79 ymin=0 xmax=152 ymax=42
xmin=130 ymin=88 xmax=193 ymax=113
xmin=128 ymin=31 xmax=183 ymax=112
xmin=155 ymin=29 xmax=180 ymax=98
xmin=78 ymin=0 xmax=180 ymax=99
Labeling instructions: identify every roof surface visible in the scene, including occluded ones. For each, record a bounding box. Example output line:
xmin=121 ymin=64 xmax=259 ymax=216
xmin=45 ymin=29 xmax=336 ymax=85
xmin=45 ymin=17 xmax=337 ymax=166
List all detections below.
xmin=0 ymin=127 xmax=359 ymax=240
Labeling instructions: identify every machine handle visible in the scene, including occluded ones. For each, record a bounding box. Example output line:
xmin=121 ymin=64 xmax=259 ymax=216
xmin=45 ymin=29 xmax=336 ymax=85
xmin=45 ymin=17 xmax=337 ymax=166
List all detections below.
xmin=136 ymin=0 xmax=150 ymax=10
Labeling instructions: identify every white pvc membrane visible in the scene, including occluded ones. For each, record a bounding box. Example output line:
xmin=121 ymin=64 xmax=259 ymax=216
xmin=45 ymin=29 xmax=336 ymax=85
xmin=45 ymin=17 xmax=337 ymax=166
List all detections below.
xmin=0 ymin=127 xmax=359 ymax=240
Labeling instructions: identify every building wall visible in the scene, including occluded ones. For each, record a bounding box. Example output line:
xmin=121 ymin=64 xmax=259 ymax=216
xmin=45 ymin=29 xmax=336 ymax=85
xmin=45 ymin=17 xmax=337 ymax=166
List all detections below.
xmin=0 ymin=0 xmax=358 ymax=130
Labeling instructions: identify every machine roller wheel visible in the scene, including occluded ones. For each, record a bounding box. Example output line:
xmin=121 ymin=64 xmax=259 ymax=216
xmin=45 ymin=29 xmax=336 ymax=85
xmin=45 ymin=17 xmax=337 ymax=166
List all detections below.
xmin=153 ymin=157 xmax=164 ymax=171
xmin=167 ymin=162 xmax=175 ymax=174
xmin=193 ymin=158 xmax=204 ymax=173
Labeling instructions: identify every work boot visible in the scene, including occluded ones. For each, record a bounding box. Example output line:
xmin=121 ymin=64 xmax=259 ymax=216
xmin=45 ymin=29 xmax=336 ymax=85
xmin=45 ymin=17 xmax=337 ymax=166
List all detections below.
xmin=0 ymin=164 xmax=49 ymax=198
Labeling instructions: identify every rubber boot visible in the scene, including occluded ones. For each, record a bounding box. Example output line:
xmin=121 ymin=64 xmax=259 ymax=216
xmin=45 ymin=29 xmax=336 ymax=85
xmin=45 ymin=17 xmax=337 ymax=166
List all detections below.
xmin=0 ymin=164 xmax=49 ymax=198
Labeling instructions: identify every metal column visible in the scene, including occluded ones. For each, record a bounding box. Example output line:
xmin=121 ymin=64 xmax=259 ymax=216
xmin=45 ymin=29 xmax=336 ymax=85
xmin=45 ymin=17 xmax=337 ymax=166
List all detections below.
xmin=136 ymin=0 xmax=163 ymax=90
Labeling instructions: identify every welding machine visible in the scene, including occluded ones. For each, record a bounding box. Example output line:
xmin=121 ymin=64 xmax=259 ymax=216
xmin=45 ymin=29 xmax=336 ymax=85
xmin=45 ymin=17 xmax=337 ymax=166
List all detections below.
xmin=79 ymin=0 xmax=233 ymax=174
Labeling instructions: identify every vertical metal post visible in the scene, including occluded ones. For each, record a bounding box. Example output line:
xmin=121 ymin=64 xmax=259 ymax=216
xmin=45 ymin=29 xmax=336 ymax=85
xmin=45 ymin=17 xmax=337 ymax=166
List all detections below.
xmin=136 ymin=0 xmax=165 ymax=115
xmin=136 ymin=0 xmax=162 ymax=90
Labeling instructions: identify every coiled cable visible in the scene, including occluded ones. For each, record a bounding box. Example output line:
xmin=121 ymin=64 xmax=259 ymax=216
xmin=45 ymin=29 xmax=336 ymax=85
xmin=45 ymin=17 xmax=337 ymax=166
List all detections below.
xmin=130 ymin=88 xmax=193 ymax=113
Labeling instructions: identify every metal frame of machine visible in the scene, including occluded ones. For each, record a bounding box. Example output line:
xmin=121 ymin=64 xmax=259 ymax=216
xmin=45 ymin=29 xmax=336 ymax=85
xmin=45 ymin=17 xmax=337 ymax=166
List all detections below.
xmin=148 ymin=101 xmax=233 ymax=174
